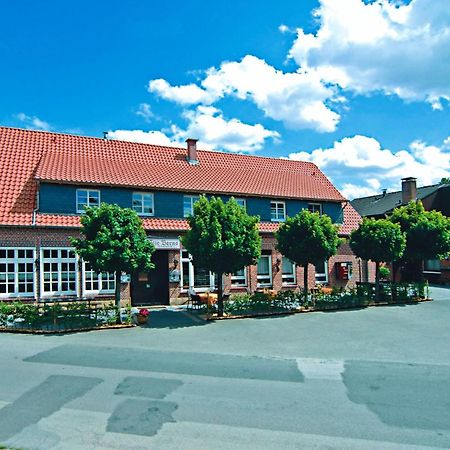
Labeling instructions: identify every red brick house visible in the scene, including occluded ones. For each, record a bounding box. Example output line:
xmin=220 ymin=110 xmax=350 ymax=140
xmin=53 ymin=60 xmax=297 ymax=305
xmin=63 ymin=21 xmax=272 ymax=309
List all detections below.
xmin=0 ymin=126 xmax=366 ymax=305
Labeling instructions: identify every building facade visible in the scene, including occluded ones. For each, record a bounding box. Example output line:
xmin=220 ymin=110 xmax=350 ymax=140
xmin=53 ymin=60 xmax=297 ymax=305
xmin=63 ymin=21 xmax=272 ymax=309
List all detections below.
xmin=0 ymin=127 xmax=367 ymax=305
xmin=351 ymin=177 xmax=450 ymax=285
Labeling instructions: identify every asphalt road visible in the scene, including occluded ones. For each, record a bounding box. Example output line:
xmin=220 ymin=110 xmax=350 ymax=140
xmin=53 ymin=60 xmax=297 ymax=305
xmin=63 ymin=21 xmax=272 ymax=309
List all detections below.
xmin=0 ymin=286 xmax=449 ymax=449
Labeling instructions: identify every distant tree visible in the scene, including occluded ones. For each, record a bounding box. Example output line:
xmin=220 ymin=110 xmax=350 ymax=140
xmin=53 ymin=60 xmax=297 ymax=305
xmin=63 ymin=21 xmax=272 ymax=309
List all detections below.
xmin=440 ymin=177 xmax=450 ymax=185
xmin=71 ymin=203 xmax=155 ymax=320
xmin=388 ymin=201 xmax=450 ymax=281
xmin=182 ymin=196 xmax=261 ymax=317
xmin=350 ymin=218 xmax=406 ymax=300
xmin=276 ymin=210 xmax=342 ymax=305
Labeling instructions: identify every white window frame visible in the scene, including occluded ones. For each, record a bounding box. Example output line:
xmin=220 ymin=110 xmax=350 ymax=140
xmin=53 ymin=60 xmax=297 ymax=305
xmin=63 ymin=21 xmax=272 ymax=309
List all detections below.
xmin=282 ymin=258 xmax=296 ymax=286
xmin=270 ymin=201 xmax=286 ymax=222
xmin=257 ymin=254 xmax=273 ymax=287
xmin=231 ymin=267 xmax=247 ymax=287
xmin=76 ymin=189 xmax=100 ymax=213
xmin=82 ymin=262 xmax=116 ymax=295
xmin=40 ymin=248 xmax=78 ymax=297
xmin=132 ymin=192 xmax=154 ymax=216
xmin=0 ymin=247 xmax=36 ymax=298
xmin=180 ymin=250 xmax=216 ymax=292
xmin=234 ymin=198 xmax=246 ymax=210
xmin=308 ymin=203 xmax=323 ymax=215
xmin=315 ymin=260 xmax=328 ymax=284
xmin=183 ymin=195 xmax=200 ymax=217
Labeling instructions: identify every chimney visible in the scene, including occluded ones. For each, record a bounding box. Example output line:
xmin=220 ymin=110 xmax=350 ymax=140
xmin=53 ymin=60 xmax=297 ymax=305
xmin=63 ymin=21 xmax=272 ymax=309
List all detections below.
xmin=186 ymin=138 xmax=199 ymax=165
xmin=401 ymin=177 xmax=417 ymax=204
xmin=382 ymin=189 xmax=387 ymax=197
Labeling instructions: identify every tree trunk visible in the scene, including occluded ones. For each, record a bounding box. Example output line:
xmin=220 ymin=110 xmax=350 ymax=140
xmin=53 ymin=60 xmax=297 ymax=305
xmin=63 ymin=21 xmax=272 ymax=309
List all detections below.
xmin=115 ymin=271 xmax=122 ymax=324
xmin=374 ymin=262 xmax=380 ymax=302
xmin=217 ymin=272 xmax=224 ymax=317
xmin=392 ymin=261 xmax=398 ymax=302
xmin=303 ymin=264 xmax=309 ymax=307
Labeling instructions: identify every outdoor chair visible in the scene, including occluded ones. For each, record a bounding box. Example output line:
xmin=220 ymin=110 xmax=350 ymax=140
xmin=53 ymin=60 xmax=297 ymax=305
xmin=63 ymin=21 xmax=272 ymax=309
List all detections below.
xmin=187 ymin=287 xmax=202 ymax=310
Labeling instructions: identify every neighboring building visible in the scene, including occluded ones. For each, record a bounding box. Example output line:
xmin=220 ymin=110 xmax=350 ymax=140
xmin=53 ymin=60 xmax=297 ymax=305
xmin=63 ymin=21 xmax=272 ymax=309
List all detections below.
xmin=351 ymin=177 xmax=450 ymax=285
xmin=0 ymin=126 xmax=366 ymax=306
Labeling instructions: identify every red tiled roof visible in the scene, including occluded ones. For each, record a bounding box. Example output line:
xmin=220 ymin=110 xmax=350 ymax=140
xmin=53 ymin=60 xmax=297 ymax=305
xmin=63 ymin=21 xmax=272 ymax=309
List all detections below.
xmin=0 ymin=126 xmax=353 ymax=232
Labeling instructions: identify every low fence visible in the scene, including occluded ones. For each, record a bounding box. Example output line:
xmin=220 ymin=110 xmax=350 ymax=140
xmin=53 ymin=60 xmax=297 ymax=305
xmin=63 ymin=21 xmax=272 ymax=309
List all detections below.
xmin=0 ymin=300 xmax=131 ymax=332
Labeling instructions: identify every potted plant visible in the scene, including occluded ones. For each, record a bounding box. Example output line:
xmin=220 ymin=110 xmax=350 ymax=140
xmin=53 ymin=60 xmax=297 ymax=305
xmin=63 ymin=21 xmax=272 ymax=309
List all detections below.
xmin=135 ymin=308 xmax=150 ymax=325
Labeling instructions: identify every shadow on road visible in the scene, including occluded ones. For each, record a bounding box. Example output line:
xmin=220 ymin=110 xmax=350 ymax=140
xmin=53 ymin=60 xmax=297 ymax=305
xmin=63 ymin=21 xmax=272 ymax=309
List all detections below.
xmin=141 ymin=309 xmax=209 ymax=330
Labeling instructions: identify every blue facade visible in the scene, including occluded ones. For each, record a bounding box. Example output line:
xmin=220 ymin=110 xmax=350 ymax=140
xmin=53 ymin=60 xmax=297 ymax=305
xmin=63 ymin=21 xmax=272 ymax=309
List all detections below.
xmin=39 ymin=182 xmax=343 ymax=223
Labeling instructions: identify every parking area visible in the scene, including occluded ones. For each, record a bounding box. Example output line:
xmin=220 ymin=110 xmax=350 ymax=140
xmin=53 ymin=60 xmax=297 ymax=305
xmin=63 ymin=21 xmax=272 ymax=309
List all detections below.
xmin=0 ymin=287 xmax=449 ymax=449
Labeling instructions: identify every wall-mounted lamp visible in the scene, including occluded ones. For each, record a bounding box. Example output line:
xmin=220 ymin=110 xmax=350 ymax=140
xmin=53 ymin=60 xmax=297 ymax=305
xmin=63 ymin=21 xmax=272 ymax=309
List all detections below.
xmin=34 ymin=258 xmax=40 ymax=269
xmin=173 ymin=258 xmax=179 ymax=268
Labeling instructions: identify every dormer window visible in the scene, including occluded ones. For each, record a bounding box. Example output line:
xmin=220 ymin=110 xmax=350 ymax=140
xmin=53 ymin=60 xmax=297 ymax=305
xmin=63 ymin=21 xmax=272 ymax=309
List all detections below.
xmin=76 ymin=189 xmax=100 ymax=213
xmin=270 ymin=201 xmax=286 ymax=222
xmin=132 ymin=192 xmax=154 ymax=216
xmin=308 ymin=203 xmax=322 ymax=215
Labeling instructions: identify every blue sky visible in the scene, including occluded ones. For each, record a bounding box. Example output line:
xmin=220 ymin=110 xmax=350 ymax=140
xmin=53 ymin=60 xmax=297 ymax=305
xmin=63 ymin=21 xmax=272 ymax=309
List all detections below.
xmin=1 ymin=0 xmax=449 ymax=198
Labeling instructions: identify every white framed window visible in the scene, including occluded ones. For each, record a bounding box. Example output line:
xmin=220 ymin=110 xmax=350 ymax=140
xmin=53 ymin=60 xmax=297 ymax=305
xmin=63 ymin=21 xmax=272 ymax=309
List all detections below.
xmin=76 ymin=189 xmax=100 ymax=213
xmin=83 ymin=262 xmax=116 ymax=294
xmin=315 ymin=260 xmax=328 ymax=284
xmin=0 ymin=248 xmax=35 ymax=298
xmin=270 ymin=201 xmax=286 ymax=222
xmin=424 ymin=259 xmax=441 ymax=273
xmin=183 ymin=195 xmax=200 ymax=217
xmin=231 ymin=267 xmax=247 ymax=287
xmin=257 ymin=254 xmax=272 ymax=287
xmin=234 ymin=198 xmax=246 ymax=210
xmin=282 ymin=258 xmax=296 ymax=285
xmin=180 ymin=250 xmax=216 ymax=292
xmin=40 ymin=248 xmax=78 ymax=296
xmin=308 ymin=203 xmax=322 ymax=215
xmin=132 ymin=192 xmax=154 ymax=216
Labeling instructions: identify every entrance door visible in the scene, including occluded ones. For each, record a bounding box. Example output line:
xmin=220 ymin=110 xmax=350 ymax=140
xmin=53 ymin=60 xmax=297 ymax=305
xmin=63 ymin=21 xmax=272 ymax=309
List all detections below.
xmin=131 ymin=251 xmax=169 ymax=306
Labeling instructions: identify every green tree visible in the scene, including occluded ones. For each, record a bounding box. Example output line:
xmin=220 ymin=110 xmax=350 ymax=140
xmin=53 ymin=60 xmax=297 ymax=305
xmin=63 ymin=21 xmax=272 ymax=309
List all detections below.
xmin=388 ymin=201 xmax=450 ymax=281
xmin=182 ymin=196 xmax=261 ymax=317
xmin=350 ymin=218 xmax=406 ymax=300
xmin=276 ymin=210 xmax=342 ymax=305
xmin=71 ymin=203 xmax=155 ymax=320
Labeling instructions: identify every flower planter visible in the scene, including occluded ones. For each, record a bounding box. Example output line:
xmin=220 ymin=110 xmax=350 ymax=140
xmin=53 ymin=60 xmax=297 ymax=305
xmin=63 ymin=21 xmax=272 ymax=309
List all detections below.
xmin=136 ymin=314 xmax=149 ymax=325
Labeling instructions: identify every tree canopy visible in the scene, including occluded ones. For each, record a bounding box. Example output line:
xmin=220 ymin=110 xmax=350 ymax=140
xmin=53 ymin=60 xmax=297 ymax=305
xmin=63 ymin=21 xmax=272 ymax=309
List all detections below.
xmin=350 ymin=218 xmax=405 ymax=299
xmin=276 ymin=209 xmax=341 ymax=303
xmin=388 ymin=201 xmax=450 ymax=280
xmin=71 ymin=203 xmax=155 ymax=315
xmin=181 ymin=196 xmax=261 ymax=316
xmin=349 ymin=218 xmax=406 ymax=264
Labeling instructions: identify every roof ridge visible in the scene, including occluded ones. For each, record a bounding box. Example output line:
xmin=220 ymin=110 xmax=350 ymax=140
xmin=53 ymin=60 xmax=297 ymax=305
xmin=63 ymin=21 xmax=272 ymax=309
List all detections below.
xmin=0 ymin=125 xmax=318 ymax=167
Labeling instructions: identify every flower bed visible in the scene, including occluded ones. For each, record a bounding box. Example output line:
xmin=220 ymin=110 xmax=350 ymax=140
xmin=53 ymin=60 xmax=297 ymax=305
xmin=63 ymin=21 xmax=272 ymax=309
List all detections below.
xmin=206 ymin=282 xmax=431 ymax=320
xmin=0 ymin=301 xmax=133 ymax=333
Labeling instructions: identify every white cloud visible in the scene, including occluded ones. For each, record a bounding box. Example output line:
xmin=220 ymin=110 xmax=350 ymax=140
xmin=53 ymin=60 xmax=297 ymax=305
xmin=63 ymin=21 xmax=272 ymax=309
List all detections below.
xmin=107 ymin=129 xmax=181 ymax=147
xmin=176 ymin=106 xmax=280 ymax=152
xmin=289 ymin=0 xmax=450 ymax=107
xmin=109 ymin=106 xmax=279 ymax=153
xmin=148 ymin=78 xmax=214 ymax=105
xmin=289 ymin=134 xmax=450 ymax=199
xmin=16 ymin=112 xmax=51 ymax=131
xmin=148 ymin=55 xmax=341 ymax=133
xmin=136 ymin=103 xmax=154 ymax=122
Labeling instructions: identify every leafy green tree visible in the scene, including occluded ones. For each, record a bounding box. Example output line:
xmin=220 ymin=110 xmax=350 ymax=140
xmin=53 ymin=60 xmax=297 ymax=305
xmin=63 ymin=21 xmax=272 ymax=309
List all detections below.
xmin=182 ymin=196 xmax=261 ymax=317
xmin=350 ymin=218 xmax=406 ymax=300
xmin=276 ymin=210 xmax=342 ymax=305
xmin=388 ymin=201 xmax=450 ymax=281
xmin=71 ymin=203 xmax=155 ymax=319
